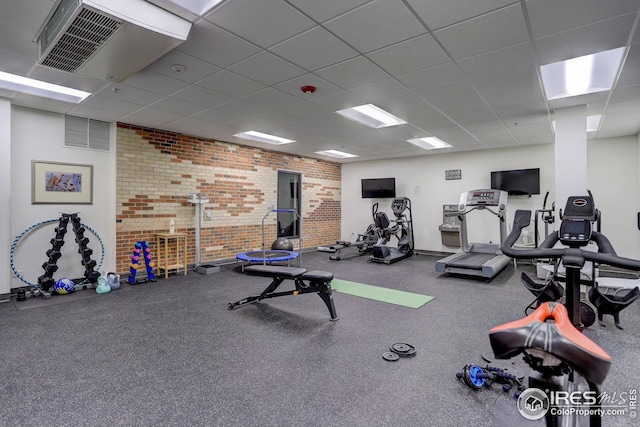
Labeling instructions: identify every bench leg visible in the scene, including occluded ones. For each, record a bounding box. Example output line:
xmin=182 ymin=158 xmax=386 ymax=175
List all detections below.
xmin=228 ymin=277 xmax=285 ymax=310
xmin=317 ymin=285 xmax=339 ymax=321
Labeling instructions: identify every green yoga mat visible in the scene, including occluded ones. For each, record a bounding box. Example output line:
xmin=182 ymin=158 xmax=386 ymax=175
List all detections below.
xmin=331 ymin=279 xmax=434 ymax=309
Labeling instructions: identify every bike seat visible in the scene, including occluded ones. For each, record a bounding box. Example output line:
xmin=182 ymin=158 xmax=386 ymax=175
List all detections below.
xmin=489 ymin=302 xmax=611 ymax=384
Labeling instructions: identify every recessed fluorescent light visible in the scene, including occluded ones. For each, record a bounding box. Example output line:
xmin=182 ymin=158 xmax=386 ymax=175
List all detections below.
xmin=315 ymin=149 xmax=358 ymax=159
xmin=233 ymin=131 xmax=295 ymax=145
xmin=336 ymin=104 xmax=407 ymax=128
xmin=406 ymin=137 xmax=452 ymax=150
xmin=551 ymin=114 xmax=602 ymax=133
xmin=540 ymin=47 xmax=625 ymax=100
xmin=0 ymin=71 xmax=91 ymax=103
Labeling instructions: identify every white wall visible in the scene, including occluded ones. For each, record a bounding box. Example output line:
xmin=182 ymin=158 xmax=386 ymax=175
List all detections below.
xmin=0 ymin=99 xmax=11 ymax=296
xmin=342 ymin=140 xmax=640 ymax=259
xmin=9 ymin=106 xmax=116 ymax=291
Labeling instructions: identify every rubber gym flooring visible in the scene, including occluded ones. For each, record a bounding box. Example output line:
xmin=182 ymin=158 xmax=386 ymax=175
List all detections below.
xmin=1 ymin=250 xmax=639 ymax=426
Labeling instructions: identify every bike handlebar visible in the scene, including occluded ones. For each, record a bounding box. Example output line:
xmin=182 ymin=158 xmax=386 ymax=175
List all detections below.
xmin=502 ymin=210 xmax=640 ymax=272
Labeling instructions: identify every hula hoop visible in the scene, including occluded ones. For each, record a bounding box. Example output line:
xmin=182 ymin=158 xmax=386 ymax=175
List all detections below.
xmin=10 ymin=218 xmax=105 ymax=289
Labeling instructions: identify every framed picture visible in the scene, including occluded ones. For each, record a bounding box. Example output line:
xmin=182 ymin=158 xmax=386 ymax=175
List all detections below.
xmin=32 ymin=161 xmax=93 ymax=204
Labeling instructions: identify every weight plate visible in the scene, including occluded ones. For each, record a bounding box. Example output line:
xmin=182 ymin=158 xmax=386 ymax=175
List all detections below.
xmin=390 ymin=343 xmax=416 ymax=357
xmin=383 ymin=352 xmax=400 ymax=361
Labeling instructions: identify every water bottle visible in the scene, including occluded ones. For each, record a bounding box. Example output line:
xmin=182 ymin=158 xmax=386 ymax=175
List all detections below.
xmin=170 ymin=219 xmax=175 ymax=233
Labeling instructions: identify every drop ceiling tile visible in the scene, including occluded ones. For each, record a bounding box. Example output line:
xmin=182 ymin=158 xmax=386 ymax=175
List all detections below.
xmin=286 ymin=0 xmax=372 ymax=23
xmin=270 ymin=27 xmax=359 ymax=71
xmin=421 ymin=84 xmax=486 ymax=111
xmin=397 ymin=62 xmax=465 ymax=93
xmin=277 ymin=101 xmax=330 ymax=119
xmin=205 ymin=0 xmax=315 ymax=48
xmin=473 ymin=69 xmax=545 ymax=109
xmin=176 ymin=21 xmax=261 ymax=68
xmin=612 ymin=45 xmax=640 ymax=87
xmin=315 ymin=56 xmax=389 ymax=89
xmin=348 ymin=78 xmax=412 ymax=102
xmin=324 ymin=0 xmax=426 ymax=53
xmin=228 ymin=51 xmax=307 ymax=86
xmin=171 ymin=85 xmax=233 ymax=108
xmin=526 ymin=0 xmax=640 ymax=39
xmin=97 ymin=76 xmax=165 ymax=103
xmin=534 ymin=13 xmax=636 ymax=64
xmin=197 ymin=70 xmax=266 ymax=97
xmin=610 ymin=84 xmax=640 ymax=102
xmin=67 ymin=105 xmax=129 ymax=122
xmin=241 ymin=87 xmax=302 ymax=108
xmin=406 ymin=0 xmax=517 ymax=31
xmin=306 ymin=90 xmax=366 ymax=111
xmin=457 ymin=42 xmax=534 ymax=81
xmin=366 ymin=34 xmax=450 ymax=76
xmin=433 ymin=4 xmax=528 ymax=60
xmin=149 ymin=97 xmax=208 ymax=115
xmin=82 ymin=95 xmax=146 ymax=115
xmin=235 ymin=110 xmax=298 ymax=129
xmin=168 ymin=116 xmax=217 ymax=130
xmin=215 ymin=99 xmax=268 ymax=118
xmin=145 ymin=51 xmax=221 ymax=83
xmin=129 ymin=107 xmax=184 ymax=122
xmin=121 ymin=70 xmax=190 ymax=96
xmin=192 ymin=107 xmax=239 ymax=124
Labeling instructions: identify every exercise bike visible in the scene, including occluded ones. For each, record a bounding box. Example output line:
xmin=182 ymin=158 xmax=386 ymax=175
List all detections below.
xmin=491 ymin=195 xmax=640 ymax=426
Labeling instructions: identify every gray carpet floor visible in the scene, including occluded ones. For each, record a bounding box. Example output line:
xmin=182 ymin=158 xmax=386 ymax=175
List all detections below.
xmin=1 ymin=250 xmax=638 ymax=426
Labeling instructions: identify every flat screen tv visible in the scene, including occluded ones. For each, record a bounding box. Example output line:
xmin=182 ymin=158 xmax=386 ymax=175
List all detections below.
xmin=491 ymin=168 xmax=540 ymax=196
xmin=361 ymin=178 xmax=396 ymax=198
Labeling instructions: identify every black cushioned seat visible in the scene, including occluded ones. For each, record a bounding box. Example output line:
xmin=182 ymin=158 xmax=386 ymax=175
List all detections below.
xmin=301 ymin=270 xmax=333 ymax=282
xmin=244 ymin=265 xmax=306 ymax=278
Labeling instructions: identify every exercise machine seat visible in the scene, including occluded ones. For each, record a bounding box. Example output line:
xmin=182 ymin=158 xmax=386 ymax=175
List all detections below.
xmin=489 ymin=302 xmax=611 ymax=384
xmin=244 ymin=265 xmax=306 ymax=278
xmin=374 ymin=212 xmax=399 ymax=236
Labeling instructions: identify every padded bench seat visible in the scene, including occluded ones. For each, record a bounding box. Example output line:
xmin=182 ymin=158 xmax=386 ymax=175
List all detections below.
xmin=229 ymin=265 xmax=338 ymax=321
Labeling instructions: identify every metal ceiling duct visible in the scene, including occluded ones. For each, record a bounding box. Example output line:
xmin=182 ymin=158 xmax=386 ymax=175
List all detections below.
xmin=35 ymin=0 xmax=192 ymax=82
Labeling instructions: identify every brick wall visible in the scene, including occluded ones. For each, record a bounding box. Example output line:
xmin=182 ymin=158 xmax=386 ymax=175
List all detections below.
xmin=116 ymin=123 xmax=341 ymax=275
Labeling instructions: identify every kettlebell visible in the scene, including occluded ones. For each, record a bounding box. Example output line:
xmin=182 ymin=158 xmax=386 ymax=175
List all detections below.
xmin=96 ymin=275 xmax=111 ymax=294
xmin=107 ymin=272 xmax=120 ymax=290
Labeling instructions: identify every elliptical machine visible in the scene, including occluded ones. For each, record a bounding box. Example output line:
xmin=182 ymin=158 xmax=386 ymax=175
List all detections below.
xmin=370 ymin=197 xmax=414 ymax=265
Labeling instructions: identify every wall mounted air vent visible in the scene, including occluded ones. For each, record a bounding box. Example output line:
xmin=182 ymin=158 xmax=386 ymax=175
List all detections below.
xmin=35 ymin=0 xmax=192 ymax=83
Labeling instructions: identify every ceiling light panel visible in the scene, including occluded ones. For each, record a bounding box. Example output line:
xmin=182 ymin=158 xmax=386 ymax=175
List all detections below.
xmin=315 ymin=149 xmax=358 ymax=159
xmin=540 ymin=47 xmax=626 ymax=100
xmin=233 ymin=130 xmax=295 ymax=145
xmin=406 ymin=137 xmax=452 ymax=150
xmin=0 ymin=71 xmax=91 ymax=103
xmin=335 ymin=104 xmax=407 ymax=128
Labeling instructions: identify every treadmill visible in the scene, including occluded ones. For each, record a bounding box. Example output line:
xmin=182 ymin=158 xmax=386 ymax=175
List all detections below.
xmin=435 ymin=189 xmax=511 ymax=279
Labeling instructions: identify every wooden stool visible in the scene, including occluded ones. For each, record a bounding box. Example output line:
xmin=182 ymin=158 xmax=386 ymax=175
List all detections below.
xmin=155 ymin=232 xmax=188 ymax=278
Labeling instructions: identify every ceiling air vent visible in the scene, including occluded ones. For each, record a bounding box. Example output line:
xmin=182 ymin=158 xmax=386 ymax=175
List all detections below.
xmin=35 ymin=0 xmax=192 ymax=83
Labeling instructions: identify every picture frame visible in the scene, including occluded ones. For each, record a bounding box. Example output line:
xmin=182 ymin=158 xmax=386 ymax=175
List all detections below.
xmin=32 ymin=160 xmax=93 ymax=204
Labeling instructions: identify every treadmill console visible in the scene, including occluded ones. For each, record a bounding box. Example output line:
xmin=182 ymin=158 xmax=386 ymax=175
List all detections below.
xmin=461 ymin=189 xmax=507 ymax=208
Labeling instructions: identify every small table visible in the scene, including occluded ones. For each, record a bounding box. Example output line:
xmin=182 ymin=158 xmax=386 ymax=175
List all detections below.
xmin=156 ymin=232 xmax=188 ymax=278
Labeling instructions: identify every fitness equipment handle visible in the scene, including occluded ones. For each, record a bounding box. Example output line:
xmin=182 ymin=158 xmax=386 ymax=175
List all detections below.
xmin=502 ymin=210 xmax=640 ymax=272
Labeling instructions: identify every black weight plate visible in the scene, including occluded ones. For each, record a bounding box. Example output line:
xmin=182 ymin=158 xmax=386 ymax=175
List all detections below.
xmin=390 ymin=343 xmax=416 ymax=357
xmin=383 ymin=352 xmax=400 ymax=361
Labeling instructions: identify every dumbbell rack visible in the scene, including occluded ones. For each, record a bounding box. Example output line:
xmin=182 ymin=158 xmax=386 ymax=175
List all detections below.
xmin=37 ymin=213 xmax=101 ymax=292
xmin=127 ymin=241 xmax=157 ymax=284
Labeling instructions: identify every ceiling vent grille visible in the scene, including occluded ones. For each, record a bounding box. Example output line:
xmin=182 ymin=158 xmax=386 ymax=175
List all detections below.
xmin=35 ymin=0 xmax=192 ymax=82
xmin=65 ymin=115 xmax=111 ymax=151
xmin=40 ymin=8 xmax=123 ymax=73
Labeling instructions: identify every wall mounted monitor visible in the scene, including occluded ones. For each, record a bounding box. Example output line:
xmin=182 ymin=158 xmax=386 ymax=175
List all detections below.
xmin=361 ymin=177 xmax=396 ymax=198
xmin=490 ymin=168 xmax=540 ymax=196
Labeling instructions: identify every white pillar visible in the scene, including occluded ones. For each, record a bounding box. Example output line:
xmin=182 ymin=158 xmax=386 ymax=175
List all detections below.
xmin=0 ymin=99 xmax=11 ymax=297
xmin=554 ymin=105 xmax=587 ymax=214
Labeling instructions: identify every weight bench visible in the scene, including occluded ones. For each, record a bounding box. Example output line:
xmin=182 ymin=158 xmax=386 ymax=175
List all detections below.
xmin=228 ymin=265 xmax=339 ymax=321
